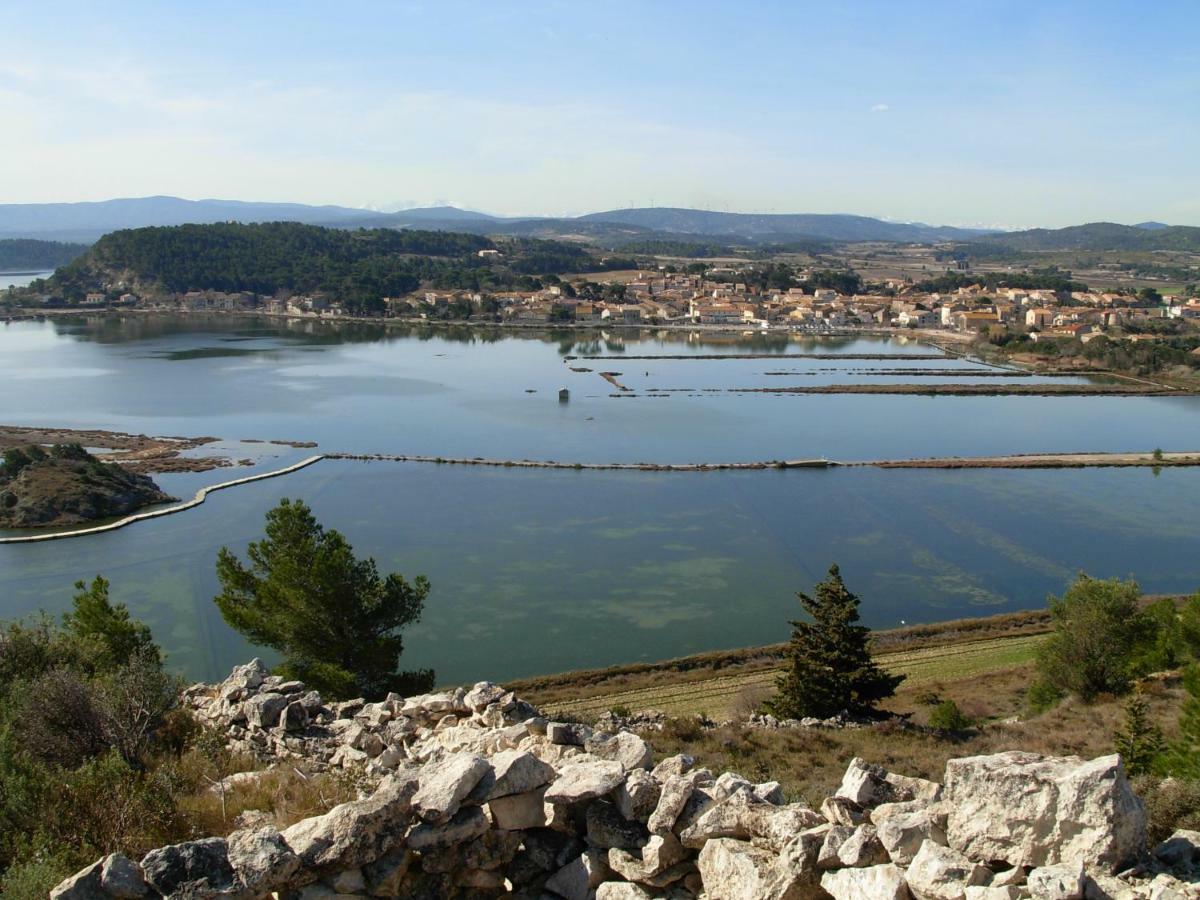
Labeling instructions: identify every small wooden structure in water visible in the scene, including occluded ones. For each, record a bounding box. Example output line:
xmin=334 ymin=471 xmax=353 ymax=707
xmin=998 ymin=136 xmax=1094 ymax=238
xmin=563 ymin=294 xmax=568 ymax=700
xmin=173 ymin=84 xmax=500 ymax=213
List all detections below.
xmin=558 ymin=387 xmax=570 ymax=402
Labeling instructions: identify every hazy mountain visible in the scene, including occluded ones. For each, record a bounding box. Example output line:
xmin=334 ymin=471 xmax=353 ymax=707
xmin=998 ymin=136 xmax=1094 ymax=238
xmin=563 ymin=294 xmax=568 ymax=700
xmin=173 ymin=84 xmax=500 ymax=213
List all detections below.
xmin=0 ymin=196 xmax=372 ymax=242
xmin=6 ymin=196 xmax=1191 ymax=250
xmin=976 ymin=222 xmax=1200 ymax=252
xmin=576 ymin=207 xmax=995 ymax=243
xmin=0 ymin=196 xmax=996 ymax=245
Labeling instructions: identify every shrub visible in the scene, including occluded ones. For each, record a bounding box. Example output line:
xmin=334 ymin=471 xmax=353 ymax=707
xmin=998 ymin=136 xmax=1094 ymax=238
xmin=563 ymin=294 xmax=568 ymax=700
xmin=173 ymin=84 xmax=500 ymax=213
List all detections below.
xmin=928 ymin=700 xmax=974 ymax=732
xmin=1036 ymin=574 xmax=1152 ymax=702
xmin=1026 ymin=678 xmax=1065 ymax=714
xmin=1135 ymin=775 xmax=1200 ymax=845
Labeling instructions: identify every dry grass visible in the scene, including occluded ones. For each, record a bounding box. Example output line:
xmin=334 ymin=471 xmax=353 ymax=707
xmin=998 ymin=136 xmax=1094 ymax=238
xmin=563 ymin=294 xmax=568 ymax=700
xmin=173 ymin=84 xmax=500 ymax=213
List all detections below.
xmin=537 ymin=633 xmax=1047 ymax=722
xmin=643 ymin=669 xmax=1188 ymax=810
xmin=511 ymin=609 xmax=1053 ymax=713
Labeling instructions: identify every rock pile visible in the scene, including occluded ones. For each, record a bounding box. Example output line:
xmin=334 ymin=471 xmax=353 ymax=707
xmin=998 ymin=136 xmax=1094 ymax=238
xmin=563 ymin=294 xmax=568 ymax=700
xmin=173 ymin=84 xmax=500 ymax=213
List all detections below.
xmin=51 ymin=660 xmax=1199 ymax=899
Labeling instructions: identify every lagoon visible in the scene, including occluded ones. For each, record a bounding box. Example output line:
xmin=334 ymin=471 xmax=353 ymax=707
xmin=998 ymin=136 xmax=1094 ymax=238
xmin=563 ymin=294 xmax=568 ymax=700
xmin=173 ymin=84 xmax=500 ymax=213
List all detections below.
xmin=1 ymin=315 xmax=1198 ymax=684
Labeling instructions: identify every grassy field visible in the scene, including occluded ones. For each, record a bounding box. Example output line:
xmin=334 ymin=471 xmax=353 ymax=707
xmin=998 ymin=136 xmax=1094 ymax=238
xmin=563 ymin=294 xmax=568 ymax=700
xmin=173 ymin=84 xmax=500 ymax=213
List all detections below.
xmin=538 ymin=632 xmax=1047 ymax=721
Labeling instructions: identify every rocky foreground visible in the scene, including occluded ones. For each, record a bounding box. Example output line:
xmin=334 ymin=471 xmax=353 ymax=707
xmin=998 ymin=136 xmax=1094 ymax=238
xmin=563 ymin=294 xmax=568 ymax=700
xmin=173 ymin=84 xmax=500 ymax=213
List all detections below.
xmin=52 ymin=660 xmax=1200 ymax=899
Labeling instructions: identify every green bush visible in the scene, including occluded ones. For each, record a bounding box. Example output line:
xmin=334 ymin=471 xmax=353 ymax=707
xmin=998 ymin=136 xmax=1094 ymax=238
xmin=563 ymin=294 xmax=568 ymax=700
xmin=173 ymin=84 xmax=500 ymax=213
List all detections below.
xmin=1036 ymin=574 xmax=1153 ymax=702
xmin=1135 ymin=775 xmax=1200 ymax=844
xmin=928 ymin=700 xmax=974 ymax=732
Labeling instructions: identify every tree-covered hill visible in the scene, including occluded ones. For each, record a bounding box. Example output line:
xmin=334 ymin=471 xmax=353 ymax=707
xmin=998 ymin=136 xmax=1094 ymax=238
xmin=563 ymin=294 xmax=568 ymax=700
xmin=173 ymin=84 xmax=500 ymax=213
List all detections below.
xmin=0 ymin=239 xmax=89 ymax=272
xmin=45 ymin=222 xmax=603 ymax=312
xmin=973 ymin=222 xmax=1200 ymax=252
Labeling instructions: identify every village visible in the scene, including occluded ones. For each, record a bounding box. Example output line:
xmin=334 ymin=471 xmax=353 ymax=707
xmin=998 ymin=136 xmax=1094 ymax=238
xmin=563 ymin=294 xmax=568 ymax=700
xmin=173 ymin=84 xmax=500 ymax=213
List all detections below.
xmin=76 ymin=259 xmax=1200 ymax=344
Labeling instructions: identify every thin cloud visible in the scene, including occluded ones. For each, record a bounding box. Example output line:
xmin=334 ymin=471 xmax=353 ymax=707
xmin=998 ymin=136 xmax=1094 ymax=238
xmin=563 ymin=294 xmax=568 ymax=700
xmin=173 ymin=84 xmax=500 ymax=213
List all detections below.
xmin=870 ymin=103 xmax=890 ymax=113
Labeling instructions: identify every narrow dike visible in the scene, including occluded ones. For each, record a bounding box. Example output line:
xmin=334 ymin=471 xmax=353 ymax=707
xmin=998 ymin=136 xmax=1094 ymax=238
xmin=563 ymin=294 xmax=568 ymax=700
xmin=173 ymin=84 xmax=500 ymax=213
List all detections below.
xmin=0 ymin=455 xmax=326 ymax=545
xmin=4 ymin=450 xmax=1197 ymax=544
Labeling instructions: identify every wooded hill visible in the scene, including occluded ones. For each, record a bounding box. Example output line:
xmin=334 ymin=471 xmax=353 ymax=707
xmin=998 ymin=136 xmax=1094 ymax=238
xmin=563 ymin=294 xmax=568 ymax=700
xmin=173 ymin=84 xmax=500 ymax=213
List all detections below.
xmin=43 ymin=223 xmax=614 ymax=312
xmin=0 ymin=239 xmax=89 ymax=272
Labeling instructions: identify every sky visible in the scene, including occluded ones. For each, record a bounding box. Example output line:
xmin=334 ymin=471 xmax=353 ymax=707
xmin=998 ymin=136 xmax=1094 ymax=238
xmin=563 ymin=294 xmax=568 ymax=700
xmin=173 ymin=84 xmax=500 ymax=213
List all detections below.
xmin=2 ymin=0 xmax=1198 ymax=227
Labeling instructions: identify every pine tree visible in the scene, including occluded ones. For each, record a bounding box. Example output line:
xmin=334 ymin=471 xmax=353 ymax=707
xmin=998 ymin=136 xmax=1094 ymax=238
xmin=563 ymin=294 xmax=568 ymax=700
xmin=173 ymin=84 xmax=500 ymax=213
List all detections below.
xmin=215 ymin=498 xmax=433 ymax=700
xmin=1113 ymin=688 xmax=1165 ymax=776
xmin=1161 ymin=664 xmax=1200 ymax=779
xmin=766 ymin=564 xmax=904 ymax=719
xmin=63 ymin=575 xmax=160 ymax=669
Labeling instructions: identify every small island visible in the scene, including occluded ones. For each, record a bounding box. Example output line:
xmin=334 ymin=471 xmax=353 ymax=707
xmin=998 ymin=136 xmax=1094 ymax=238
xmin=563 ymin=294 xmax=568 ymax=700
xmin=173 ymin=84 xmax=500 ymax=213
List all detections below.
xmin=0 ymin=443 xmax=174 ymax=528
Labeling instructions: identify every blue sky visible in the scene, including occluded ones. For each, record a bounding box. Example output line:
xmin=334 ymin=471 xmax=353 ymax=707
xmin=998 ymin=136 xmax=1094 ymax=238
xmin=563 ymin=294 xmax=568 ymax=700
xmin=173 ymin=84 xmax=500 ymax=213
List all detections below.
xmin=2 ymin=0 xmax=1198 ymax=226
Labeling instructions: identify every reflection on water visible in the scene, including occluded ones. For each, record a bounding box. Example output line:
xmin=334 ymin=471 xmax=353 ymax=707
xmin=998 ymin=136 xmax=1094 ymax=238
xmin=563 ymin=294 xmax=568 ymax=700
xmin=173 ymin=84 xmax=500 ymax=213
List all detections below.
xmin=1 ymin=314 xmax=1198 ymax=463
xmin=1 ymin=315 xmax=1199 ymax=684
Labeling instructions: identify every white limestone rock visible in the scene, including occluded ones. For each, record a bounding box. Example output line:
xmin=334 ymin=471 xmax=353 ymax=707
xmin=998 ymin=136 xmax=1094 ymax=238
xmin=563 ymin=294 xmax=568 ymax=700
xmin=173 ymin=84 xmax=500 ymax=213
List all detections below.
xmin=1026 ymin=863 xmax=1085 ymax=899
xmin=944 ymin=752 xmax=1146 ymax=873
xmin=906 ymin=839 xmax=991 ymax=900
xmin=410 ymin=752 xmax=491 ymax=823
xmin=822 ymin=863 xmax=911 ymax=900
xmin=544 ymin=757 xmax=627 ymax=805
xmin=837 ymin=757 xmax=943 ymax=808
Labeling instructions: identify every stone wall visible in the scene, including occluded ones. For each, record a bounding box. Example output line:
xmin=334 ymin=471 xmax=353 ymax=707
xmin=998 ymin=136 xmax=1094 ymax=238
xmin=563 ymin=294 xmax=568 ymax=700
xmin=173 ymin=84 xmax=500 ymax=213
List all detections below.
xmin=51 ymin=660 xmax=1200 ymax=900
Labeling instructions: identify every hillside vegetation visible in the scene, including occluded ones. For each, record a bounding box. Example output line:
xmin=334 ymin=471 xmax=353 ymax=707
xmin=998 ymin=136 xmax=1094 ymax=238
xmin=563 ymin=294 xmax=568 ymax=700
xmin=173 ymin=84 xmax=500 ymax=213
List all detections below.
xmin=44 ymin=222 xmax=605 ymax=312
xmin=0 ymin=238 xmax=89 ymax=271
xmin=0 ymin=444 xmax=172 ymax=528
xmin=972 ymin=222 xmax=1200 ymax=252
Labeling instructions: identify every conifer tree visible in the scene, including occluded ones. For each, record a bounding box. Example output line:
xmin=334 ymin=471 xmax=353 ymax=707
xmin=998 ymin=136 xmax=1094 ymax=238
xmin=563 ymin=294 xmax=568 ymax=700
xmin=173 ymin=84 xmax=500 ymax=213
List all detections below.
xmin=1113 ymin=688 xmax=1165 ymax=776
xmin=1161 ymin=664 xmax=1200 ymax=779
xmin=215 ymin=498 xmax=433 ymax=700
xmin=766 ymin=564 xmax=903 ymax=719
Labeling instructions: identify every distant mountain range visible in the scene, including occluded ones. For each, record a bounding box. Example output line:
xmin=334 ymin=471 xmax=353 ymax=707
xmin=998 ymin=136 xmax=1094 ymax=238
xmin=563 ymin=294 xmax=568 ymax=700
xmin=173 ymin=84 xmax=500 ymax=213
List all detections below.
xmin=0 ymin=196 xmax=1195 ymax=251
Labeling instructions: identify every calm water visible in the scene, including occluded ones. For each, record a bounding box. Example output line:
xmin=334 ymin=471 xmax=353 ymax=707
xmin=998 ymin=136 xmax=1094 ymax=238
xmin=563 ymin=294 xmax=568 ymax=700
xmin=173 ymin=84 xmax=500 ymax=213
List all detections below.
xmin=1 ymin=315 xmax=1198 ymax=684
xmin=0 ymin=271 xmax=52 ymax=290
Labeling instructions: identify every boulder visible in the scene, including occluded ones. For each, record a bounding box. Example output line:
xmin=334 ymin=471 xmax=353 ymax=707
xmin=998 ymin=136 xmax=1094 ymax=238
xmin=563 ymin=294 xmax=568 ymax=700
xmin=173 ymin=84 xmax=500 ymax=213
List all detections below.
xmin=1026 ymin=863 xmax=1085 ymax=900
xmin=544 ymin=758 xmax=626 ymax=805
xmin=363 ymin=850 xmax=416 ymax=896
xmin=489 ymin=786 xmax=550 ymax=831
xmin=831 ymin=824 xmax=889 ymax=868
xmin=964 ymin=888 xmax=1021 ymax=900
xmin=754 ymin=781 xmax=785 ymax=804
xmin=225 ymin=826 xmax=301 ymax=895
xmin=244 ymin=692 xmax=289 ymax=730
xmin=585 ymin=730 xmax=655 ymax=771
xmin=411 ymin=753 xmax=491 ymax=823
xmin=280 ymin=700 xmax=310 ymax=732
xmin=821 ymin=863 xmax=911 ymax=900
xmin=906 ymin=840 xmax=990 ymax=900
xmin=282 ymin=772 xmax=417 ymax=868
xmin=615 ymin=768 xmax=662 ymax=823
xmin=99 ymin=854 xmax=152 ymax=899
xmin=837 ymin=757 xmax=943 ymax=808
xmin=587 ymin=799 xmax=650 ymax=850
xmin=651 ymin=753 xmax=695 ymax=781
xmin=1154 ymin=829 xmax=1200 ymax=869
xmin=648 ymin=773 xmax=696 ymax=835
xmin=470 ymin=748 xmax=555 ymax=801
xmin=877 ymin=806 xmax=949 ymax=866
xmin=696 ymin=836 xmax=824 ymax=900
xmin=608 ymin=833 xmax=687 ymax=881
xmin=327 ymin=867 xmax=367 ymax=892
xmin=822 ymin=795 xmax=866 ymax=826
xmin=406 ymin=805 xmax=490 ymax=852
xmin=943 ymin=752 xmax=1146 ymax=873
xmin=595 ymin=883 xmax=657 ymax=899
xmin=50 ymin=858 xmax=105 ymax=900
xmin=545 ymin=849 xmax=613 ymax=900
xmin=141 ymin=837 xmax=235 ymax=897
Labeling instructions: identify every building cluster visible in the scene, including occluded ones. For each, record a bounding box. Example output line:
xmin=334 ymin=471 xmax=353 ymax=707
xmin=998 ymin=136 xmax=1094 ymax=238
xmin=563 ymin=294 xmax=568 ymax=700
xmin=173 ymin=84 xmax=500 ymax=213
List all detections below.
xmin=72 ymin=270 xmax=1200 ymax=340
